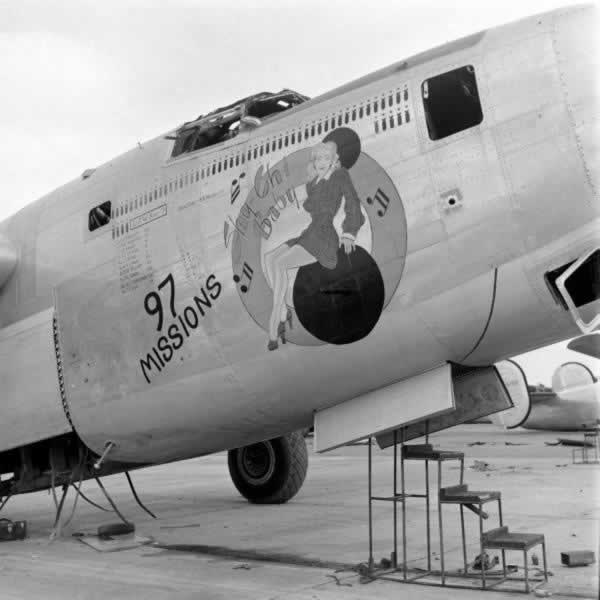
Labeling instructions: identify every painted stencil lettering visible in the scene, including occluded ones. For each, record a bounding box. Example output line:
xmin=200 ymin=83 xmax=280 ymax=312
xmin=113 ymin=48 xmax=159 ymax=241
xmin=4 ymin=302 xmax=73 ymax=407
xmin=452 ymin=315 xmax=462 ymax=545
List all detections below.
xmin=139 ymin=273 xmax=223 ymax=383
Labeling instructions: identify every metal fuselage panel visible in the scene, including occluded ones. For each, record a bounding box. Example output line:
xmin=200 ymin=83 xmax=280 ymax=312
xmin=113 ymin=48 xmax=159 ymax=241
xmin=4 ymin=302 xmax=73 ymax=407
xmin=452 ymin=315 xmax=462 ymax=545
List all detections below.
xmin=0 ymin=6 xmax=597 ymax=462
xmin=525 ymin=384 xmax=600 ymax=430
xmin=0 ymin=310 xmax=71 ymax=452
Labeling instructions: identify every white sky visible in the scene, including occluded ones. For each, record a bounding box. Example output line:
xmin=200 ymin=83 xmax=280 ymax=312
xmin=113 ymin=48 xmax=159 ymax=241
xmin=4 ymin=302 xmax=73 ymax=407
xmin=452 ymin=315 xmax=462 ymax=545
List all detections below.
xmin=0 ymin=0 xmax=597 ymax=383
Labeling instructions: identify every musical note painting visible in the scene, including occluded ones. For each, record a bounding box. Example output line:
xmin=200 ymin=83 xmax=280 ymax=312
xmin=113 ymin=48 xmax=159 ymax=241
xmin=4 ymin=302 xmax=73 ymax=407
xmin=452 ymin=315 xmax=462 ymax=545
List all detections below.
xmin=229 ymin=127 xmax=407 ymax=350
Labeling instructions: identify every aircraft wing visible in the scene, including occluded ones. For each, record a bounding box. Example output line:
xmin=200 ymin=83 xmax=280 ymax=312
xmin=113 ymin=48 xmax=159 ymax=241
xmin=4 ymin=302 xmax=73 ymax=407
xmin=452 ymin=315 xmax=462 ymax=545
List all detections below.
xmin=567 ymin=334 xmax=600 ymax=360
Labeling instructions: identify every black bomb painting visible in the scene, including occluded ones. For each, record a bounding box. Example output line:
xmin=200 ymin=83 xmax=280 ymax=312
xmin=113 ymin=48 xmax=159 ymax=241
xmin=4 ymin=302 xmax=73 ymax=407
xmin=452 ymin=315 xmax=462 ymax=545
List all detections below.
xmin=230 ymin=128 xmax=407 ymax=350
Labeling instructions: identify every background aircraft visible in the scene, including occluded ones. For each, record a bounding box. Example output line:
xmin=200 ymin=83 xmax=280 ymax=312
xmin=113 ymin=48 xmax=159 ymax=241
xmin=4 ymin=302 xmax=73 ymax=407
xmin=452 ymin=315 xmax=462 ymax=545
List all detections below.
xmin=0 ymin=4 xmax=598 ymax=513
xmin=493 ymin=352 xmax=600 ymax=430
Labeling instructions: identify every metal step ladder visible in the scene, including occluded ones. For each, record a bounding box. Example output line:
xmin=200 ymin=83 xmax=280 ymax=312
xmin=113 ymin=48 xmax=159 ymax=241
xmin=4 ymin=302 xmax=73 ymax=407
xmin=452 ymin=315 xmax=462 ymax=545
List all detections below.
xmin=365 ymin=428 xmax=549 ymax=593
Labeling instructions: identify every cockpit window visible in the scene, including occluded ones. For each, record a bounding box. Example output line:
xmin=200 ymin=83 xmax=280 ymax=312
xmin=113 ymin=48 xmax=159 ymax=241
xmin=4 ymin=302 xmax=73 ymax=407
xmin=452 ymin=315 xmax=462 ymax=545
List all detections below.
xmin=170 ymin=89 xmax=308 ymax=158
xmin=422 ymin=65 xmax=483 ymax=140
xmin=88 ymin=201 xmax=111 ymax=232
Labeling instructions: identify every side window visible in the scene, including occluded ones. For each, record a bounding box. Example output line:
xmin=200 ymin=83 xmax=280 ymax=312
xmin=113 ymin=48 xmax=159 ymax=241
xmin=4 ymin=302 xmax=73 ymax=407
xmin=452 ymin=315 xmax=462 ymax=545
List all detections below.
xmin=88 ymin=201 xmax=111 ymax=232
xmin=422 ymin=65 xmax=483 ymax=140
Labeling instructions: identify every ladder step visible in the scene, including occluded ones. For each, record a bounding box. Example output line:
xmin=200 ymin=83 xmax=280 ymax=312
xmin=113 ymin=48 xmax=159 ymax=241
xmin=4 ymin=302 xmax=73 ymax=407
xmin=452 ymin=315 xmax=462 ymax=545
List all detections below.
xmin=482 ymin=527 xmax=545 ymax=550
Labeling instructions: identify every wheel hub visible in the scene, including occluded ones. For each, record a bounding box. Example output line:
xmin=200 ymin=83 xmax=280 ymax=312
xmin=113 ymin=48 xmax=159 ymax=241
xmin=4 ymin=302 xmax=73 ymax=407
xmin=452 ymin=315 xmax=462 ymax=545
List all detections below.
xmin=238 ymin=442 xmax=275 ymax=485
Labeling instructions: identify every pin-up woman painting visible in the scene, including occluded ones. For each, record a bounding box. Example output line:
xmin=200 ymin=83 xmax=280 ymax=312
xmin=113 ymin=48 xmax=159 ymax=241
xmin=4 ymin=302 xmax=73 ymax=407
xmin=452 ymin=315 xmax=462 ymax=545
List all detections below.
xmin=264 ymin=141 xmax=365 ymax=350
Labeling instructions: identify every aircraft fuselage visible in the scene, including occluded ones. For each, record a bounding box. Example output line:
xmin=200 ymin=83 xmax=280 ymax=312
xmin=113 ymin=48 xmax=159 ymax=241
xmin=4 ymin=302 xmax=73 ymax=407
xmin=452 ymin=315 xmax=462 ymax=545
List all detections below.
xmin=0 ymin=6 xmax=598 ymax=466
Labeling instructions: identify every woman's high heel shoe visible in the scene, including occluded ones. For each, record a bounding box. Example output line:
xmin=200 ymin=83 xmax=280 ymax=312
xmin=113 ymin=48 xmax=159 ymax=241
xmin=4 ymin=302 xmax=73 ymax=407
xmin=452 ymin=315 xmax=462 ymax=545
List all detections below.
xmin=269 ymin=309 xmax=292 ymax=350
xmin=277 ymin=321 xmax=287 ymax=344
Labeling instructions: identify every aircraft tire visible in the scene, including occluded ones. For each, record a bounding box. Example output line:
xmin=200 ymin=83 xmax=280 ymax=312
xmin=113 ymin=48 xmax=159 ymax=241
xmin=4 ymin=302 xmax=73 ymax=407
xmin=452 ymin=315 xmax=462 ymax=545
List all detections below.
xmin=228 ymin=431 xmax=308 ymax=504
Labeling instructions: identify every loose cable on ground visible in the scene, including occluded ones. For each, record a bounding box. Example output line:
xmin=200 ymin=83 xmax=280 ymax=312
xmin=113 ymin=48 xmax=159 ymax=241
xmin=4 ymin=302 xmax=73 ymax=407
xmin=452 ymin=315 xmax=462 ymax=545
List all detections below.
xmin=125 ymin=471 xmax=157 ymax=519
xmin=61 ymin=448 xmax=86 ymax=529
xmin=94 ymin=476 xmax=131 ymax=525
xmin=71 ymin=482 xmax=111 ymax=512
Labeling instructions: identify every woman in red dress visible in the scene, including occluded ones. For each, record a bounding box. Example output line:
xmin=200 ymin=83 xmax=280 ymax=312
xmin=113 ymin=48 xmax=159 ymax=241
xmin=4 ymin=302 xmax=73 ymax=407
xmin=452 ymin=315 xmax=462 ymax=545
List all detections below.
xmin=264 ymin=141 xmax=365 ymax=350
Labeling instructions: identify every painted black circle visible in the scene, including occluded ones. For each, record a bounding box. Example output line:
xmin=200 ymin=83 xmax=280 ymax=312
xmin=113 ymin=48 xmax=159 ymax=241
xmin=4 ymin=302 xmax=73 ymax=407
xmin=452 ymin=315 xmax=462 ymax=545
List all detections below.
xmin=323 ymin=128 xmax=361 ymax=169
xmin=293 ymin=246 xmax=385 ymax=345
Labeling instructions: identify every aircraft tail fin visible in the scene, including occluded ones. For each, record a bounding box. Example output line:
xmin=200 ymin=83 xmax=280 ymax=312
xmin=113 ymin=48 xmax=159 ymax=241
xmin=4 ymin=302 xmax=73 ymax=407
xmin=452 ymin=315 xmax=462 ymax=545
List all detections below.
xmin=491 ymin=360 xmax=532 ymax=429
xmin=551 ymin=362 xmax=597 ymax=392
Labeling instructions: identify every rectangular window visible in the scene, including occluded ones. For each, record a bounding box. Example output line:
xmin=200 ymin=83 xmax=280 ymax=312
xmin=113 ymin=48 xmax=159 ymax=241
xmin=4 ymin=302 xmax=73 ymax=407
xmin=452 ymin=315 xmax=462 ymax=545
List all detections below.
xmin=548 ymin=251 xmax=600 ymax=310
xmin=422 ymin=65 xmax=483 ymax=140
xmin=88 ymin=201 xmax=111 ymax=232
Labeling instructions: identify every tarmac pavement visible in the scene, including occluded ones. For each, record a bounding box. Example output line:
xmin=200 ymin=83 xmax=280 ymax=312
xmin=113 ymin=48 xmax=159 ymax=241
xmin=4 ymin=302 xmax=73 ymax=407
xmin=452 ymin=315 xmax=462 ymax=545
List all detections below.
xmin=0 ymin=424 xmax=597 ymax=599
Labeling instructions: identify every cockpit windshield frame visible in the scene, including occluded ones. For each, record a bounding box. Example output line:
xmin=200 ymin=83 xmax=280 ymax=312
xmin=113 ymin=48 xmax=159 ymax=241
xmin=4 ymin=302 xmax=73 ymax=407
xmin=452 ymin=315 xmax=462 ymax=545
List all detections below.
xmin=169 ymin=89 xmax=308 ymax=159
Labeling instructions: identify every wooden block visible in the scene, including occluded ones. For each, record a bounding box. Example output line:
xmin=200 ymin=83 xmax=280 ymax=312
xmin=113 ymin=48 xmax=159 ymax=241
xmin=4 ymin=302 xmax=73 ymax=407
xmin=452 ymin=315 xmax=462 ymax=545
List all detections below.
xmin=560 ymin=550 xmax=595 ymax=567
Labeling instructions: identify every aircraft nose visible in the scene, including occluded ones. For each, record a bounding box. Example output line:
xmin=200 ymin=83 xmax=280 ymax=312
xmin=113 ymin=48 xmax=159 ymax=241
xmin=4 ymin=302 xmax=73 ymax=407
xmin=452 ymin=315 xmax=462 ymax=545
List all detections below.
xmin=553 ymin=4 xmax=600 ymax=205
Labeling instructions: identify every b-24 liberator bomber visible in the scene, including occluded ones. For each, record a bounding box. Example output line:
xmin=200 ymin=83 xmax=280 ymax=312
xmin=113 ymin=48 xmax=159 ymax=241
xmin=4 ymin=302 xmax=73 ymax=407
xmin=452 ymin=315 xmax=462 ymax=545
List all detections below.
xmin=0 ymin=5 xmax=598 ymax=510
